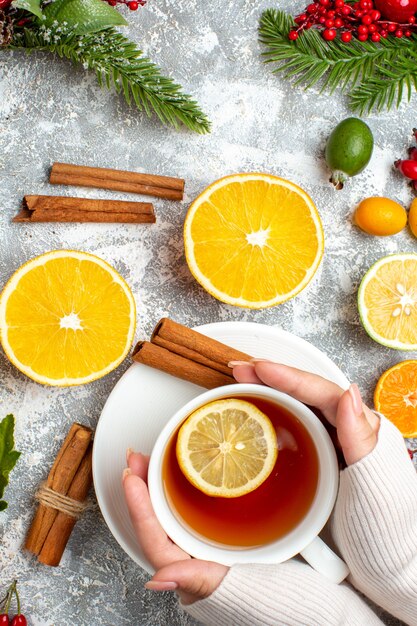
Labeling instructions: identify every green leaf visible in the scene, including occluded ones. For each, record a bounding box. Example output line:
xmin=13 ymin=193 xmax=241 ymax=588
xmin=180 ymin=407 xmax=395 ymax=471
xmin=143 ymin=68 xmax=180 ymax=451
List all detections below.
xmin=12 ymin=0 xmax=42 ymax=19
xmin=11 ymin=27 xmax=211 ymax=133
xmin=0 ymin=414 xmax=21 ymax=511
xmin=43 ymin=0 xmax=127 ymax=35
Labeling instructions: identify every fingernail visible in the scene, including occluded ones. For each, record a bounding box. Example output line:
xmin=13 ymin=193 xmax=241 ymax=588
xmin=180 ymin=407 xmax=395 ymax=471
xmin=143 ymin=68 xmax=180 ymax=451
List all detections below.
xmin=228 ymin=360 xmax=254 ymax=367
xmin=349 ymin=384 xmax=362 ymax=416
xmin=145 ymin=581 xmax=178 ymax=591
xmin=126 ymin=447 xmax=133 ymax=464
xmin=250 ymin=358 xmax=273 ymax=363
xmin=122 ymin=467 xmax=132 ymax=482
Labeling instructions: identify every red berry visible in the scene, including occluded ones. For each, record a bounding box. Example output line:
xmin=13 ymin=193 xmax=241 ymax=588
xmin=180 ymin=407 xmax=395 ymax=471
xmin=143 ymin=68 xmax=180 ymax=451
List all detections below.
xmin=108 ymin=0 xmax=117 ymax=5
xmin=388 ymin=23 xmax=397 ymax=31
xmin=341 ymin=4 xmax=352 ymax=13
xmin=327 ymin=9 xmax=336 ymax=17
xmin=307 ymin=3 xmax=318 ymax=13
xmin=371 ymin=32 xmax=381 ymax=40
xmin=380 ymin=29 xmax=388 ymax=36
xmin=341 ymin=30 xmax=353 ymax=41
xmin=369 ymin=9 xmax=381 ymax=19
xmin=405 ymin=29 xmax=412 ymax=36
xmin=356 ymin=10 xmax=364 ymax=17
xmin=335 ymin=0 xmax=345 ymax=7
xmin=323 ymin=27 xmax=337 ymax=39
xmin=358 ymin=24 xmax=369 ymax=34
xmin=319 ymin=16 xmax=327 ymax=23
xmin=334 ymin=17 xmax=344 ymax=26
xmin=375 ymin=0 xmax=417 ymax=23
xmin=325 ymin=18 xmax=335 ymax=26
xmin=410 ymin=15 xmax=416 ymax=23
xmin=358 ymin=32 xmax=369 ymax=39
xmin=11 ymin=618 xmax=26 ymax=626
xmin=129 ymin=1 xmax=138 ymax=8
xmin=288 ymin=30 xmax=299 ymax=40
xmin=368 ymin=23 xmax=377 ymax=32
xmin=362 ymin=14 xmax=373 ymax=24
xmin=319 ymin=0 xmax=330 ymax=5
xmin=298 ymin=13 xmax=308 ymax=21
xmin=0 ymin=616 xmax=10 ymax=626
xmin=395 ymin=28 xmax=404 ymax=37
xmin=395 ymin=159 xmax=417 ymax=179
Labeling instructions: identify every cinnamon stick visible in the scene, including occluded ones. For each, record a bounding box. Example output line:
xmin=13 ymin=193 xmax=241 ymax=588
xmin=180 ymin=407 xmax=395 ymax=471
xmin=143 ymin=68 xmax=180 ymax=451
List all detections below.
xmin=132 ymin=341 xmax=235 ymax=389
xmin=25 ymin=423 xmax=92 ymax=557
xmin=13 ymin=195 xmax=156 ymax=223
xmin=151 ymin=318 xmax=251 ymax=375
xmin=50 ymin=162 xmax=184 ymax=201
xmin=38 ymin=444 xmax=93 ymax=567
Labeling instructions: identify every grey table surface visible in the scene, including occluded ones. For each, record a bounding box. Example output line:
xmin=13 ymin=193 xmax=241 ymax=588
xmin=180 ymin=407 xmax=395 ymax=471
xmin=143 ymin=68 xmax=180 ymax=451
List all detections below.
xmin=0 ymin=0 xmax=416 ymax=623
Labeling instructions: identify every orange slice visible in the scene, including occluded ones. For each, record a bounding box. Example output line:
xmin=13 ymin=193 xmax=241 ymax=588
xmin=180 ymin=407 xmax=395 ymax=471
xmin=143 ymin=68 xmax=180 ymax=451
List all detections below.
xmin=176 ymin=398 xmax=278 ymax=498
xmin=358 ymin=253 xmax=417 ymax=350
xmin=0 ymin=250 xmax=136 ymax=386
xmin=374 ymin=360 xmax=417 ymax=437
xmin=184 ymin=173 xmax=324 ymax=309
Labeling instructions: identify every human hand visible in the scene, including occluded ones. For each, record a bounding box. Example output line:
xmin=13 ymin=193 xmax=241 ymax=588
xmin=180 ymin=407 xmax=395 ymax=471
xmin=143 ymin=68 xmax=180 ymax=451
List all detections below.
xmin=229 ymin=361 xmax=380 ymax=466
xmin=122 ymin=452 xmax=229 ymax=605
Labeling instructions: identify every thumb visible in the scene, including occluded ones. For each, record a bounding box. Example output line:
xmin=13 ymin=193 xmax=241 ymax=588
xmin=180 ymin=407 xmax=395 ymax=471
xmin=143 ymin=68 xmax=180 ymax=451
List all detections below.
xmin=145 ymin=559 xmax=229 ymax=605
xmin=336 ymin=384 xmax=379 ymax=465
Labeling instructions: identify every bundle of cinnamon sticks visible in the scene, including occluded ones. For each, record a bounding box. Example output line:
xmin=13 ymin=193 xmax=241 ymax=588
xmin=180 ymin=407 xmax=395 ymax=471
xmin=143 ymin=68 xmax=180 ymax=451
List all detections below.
xmin=25 ymin=423 xmax=93 ymax=567
xmin=132 ymin=318 xmax=252 ymax=389
xmin=13 ymin=162 xmax=185 ymax=224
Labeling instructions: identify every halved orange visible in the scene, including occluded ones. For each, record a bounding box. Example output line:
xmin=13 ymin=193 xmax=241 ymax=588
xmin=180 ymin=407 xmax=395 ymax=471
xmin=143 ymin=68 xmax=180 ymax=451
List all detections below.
xmin=0 ymin=250 xmax=136 ymax=386
xmin=176 ymin=398 xmax=278 ymax=498
xmin=184 ymin=173 xmax=324 ymax=309
xmin=374 ymin=360 xmax=417 ymax=438
xmin=358 ymin=253 xmax=417 ymax=350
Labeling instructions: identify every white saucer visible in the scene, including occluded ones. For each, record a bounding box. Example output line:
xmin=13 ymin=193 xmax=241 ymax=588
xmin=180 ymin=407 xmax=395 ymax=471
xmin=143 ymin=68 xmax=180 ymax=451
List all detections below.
xmin=92 ymin=321 xmax=349 ymax=573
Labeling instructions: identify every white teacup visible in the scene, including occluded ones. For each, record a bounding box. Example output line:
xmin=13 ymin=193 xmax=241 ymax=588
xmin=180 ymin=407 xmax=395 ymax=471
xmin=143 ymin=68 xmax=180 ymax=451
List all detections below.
xmin=148 ymin=383 xmax=349 ymax=584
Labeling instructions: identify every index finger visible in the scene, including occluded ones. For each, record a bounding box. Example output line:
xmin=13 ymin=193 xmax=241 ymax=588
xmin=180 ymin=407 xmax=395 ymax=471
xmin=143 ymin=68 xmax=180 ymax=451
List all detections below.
xmin=233 ymin=361 xmax=345 ymax=425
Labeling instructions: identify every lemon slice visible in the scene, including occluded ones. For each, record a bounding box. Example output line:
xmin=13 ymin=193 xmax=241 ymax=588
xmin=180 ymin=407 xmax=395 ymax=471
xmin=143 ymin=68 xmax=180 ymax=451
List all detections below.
xmin=0 ymin=250 xmax=136 ymax=386
xmin=358 ymin=253 xmax=417 ymax=350
xmin=176 ymin=398 xmax=278 ymax=498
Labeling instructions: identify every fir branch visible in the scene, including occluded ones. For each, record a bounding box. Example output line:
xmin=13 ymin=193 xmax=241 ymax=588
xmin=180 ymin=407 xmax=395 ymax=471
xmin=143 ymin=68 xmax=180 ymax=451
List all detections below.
xmin=12 ymin=26 xmax=210 ymax=133
xmin=259 ymin=8 xmax=417 ymax=114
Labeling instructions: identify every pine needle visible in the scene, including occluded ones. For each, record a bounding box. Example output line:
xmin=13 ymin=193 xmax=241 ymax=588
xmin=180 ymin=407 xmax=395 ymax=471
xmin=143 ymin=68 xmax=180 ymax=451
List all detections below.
xmin=12 ymin=26 xmax=210 ymax=134
xmin=259 ymin=8 xmax=417 ymax=114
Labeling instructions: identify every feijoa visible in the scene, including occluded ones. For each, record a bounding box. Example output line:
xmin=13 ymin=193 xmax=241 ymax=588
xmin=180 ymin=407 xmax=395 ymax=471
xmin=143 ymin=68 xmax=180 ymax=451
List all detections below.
xmin=325 ymin=118 xmax=374 ymax=189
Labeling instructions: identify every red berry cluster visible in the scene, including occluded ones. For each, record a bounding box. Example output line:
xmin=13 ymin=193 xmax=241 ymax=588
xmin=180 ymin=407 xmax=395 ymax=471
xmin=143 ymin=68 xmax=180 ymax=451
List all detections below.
xmin=105 ymin=0 xmax=145 ymax=10
xmin=395 ymin=128 xmax=417 ymax=191
xmin=0 ymin=581 xmax=27 ymax=626
xmin=289 ymin=0 xmax=417 ymax=42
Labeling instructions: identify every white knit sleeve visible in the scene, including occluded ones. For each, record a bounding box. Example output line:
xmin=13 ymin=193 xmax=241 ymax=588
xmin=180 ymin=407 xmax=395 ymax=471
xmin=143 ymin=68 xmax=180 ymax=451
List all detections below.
xmin=182 ymin=560 xmax=384 ymax=626
xmin=331 ymin=414 xmax=417 ymax=626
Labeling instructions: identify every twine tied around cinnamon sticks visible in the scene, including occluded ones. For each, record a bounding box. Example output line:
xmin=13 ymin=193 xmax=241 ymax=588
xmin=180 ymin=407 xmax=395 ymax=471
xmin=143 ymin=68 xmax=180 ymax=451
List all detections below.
xmin=35 ymin=483 xmax=88 ymax=519
xmin=25 ymin=423 xmax=93 ymax=567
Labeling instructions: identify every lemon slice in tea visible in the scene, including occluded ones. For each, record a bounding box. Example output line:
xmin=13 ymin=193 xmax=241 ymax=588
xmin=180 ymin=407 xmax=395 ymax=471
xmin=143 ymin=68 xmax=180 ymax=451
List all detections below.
xmin=176 ymin=398 xmax=278 ymax=498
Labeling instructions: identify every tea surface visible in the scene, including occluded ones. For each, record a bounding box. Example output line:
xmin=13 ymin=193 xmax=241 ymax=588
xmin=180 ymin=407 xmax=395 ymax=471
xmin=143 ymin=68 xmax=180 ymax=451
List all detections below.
xmin=162 ymin=396 xmax=319 ymax=547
